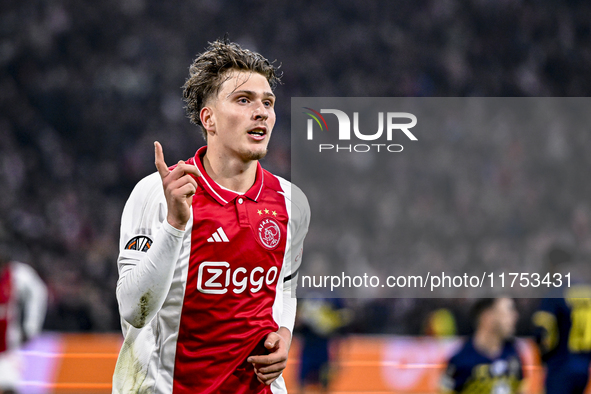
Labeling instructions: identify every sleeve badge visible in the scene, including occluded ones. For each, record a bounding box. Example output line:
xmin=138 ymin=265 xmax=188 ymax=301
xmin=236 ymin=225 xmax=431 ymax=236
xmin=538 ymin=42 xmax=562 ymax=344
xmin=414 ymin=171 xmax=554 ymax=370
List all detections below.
xmin=125 ymin=236 xmax=153 ymax=252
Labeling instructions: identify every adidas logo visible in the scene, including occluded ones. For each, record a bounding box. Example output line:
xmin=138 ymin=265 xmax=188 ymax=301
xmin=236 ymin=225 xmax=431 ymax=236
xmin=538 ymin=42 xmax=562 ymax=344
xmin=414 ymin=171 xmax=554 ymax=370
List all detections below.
xmin=207 ymin=227 xmax=229 ymax=243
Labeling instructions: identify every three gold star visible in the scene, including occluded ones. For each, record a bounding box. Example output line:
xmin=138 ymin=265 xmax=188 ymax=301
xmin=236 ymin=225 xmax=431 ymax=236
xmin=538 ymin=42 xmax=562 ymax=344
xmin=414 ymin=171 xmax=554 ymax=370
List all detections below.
xmin=257 ymin=208 xmax=278 ymax=217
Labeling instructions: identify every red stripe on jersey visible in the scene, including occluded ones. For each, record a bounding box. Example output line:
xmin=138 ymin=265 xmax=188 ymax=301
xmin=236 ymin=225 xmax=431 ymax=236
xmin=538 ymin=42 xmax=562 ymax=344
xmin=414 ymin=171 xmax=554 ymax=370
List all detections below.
xmin=0 ymin=264 xmax=12 ymax=353
xmin=172 ymin=148 xmax=288 ymax=394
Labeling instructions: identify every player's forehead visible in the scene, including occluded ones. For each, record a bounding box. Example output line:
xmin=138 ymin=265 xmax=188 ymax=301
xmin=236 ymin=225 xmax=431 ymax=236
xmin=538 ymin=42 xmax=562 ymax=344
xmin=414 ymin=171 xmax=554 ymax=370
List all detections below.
xmin=217 ymin=70 xmax=273 ymax=99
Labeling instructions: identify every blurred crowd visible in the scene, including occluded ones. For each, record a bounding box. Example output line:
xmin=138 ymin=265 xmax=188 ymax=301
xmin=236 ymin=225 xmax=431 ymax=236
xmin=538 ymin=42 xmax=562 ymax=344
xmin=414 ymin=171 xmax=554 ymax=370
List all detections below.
xmin=1 ymin=0 xmax=590 ymax=332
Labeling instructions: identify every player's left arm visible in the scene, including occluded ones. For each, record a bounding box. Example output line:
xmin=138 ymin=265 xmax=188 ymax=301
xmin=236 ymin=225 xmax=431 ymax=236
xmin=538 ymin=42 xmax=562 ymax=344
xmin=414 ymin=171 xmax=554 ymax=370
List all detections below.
xmin=278 ymin=184 xmax=310 ymax=332
xmin=248 ymin=184 xmax=311 ymax=385
xmin=14 ymin=262 xmax=48 ymax=343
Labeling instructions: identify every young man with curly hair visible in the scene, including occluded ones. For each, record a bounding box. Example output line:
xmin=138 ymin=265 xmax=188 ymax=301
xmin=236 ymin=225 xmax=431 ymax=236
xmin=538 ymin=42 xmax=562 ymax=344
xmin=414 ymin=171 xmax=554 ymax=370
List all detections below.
xmin=113 ymin=38 xmax=310 ymax=394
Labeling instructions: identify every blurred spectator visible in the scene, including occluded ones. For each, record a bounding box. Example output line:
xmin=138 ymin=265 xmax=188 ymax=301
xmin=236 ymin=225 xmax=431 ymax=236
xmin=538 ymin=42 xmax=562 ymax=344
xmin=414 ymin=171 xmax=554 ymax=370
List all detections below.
xmin=425 ymin=308 xmax=457 ymax=337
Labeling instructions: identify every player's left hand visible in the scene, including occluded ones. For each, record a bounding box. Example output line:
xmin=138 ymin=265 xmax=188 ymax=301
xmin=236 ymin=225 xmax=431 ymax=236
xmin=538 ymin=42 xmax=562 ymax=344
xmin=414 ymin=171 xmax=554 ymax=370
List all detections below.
xmin=247 ymin=328 xmax=292 ymax=385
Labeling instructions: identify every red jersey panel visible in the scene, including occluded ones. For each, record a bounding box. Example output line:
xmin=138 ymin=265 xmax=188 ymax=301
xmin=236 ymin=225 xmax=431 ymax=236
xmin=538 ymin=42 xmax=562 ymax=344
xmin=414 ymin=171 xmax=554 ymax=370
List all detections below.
xmin=172 ymin=147 xmax=289 ymax=394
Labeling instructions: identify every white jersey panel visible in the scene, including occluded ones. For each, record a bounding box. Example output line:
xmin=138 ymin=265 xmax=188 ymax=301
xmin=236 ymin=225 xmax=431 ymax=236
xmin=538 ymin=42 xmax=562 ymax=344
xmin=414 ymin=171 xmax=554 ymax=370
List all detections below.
xmin=276 ymin=177 xmax=310 ymax=293
xmin=113 ymin=172 xmax=192 ymax=394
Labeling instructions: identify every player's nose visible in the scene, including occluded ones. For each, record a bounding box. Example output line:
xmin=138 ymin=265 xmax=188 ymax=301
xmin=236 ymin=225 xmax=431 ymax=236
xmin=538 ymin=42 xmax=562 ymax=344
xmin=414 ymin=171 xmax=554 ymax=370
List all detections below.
xmin=252 ymin=102 xmax=269 ymax=121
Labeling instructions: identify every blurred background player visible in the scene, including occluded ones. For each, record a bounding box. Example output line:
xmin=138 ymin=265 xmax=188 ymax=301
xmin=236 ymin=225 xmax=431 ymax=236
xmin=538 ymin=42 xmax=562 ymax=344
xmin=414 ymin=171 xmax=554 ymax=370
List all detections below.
xmin=532 ymin=246 xmax=591 ymax=394
xmin=0 ymin=240 xmax=48 ymax=394
xmin=296 ymin=298 xmax=352 ymax=393
xmin=441 ymin=297 xmax=523 ymax=394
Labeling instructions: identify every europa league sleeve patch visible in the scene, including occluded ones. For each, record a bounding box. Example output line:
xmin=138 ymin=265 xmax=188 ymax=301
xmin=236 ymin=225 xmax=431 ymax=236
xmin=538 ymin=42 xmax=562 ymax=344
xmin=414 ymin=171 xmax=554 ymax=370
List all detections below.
xmin=125 ymin=236 xmax=153 ymax=252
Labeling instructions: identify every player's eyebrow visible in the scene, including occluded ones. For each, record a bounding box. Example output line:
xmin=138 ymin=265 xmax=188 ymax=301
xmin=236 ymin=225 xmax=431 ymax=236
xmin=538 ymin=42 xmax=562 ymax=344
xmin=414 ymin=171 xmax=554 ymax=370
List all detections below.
xmin=228 ymin=90 xmax=275 ymax=99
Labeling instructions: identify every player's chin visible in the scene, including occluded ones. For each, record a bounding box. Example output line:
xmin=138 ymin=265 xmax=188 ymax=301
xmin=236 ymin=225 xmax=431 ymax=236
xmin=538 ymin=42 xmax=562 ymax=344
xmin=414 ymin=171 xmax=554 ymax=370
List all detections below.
xmin=245 ymin=148 xmax=268 ymax=161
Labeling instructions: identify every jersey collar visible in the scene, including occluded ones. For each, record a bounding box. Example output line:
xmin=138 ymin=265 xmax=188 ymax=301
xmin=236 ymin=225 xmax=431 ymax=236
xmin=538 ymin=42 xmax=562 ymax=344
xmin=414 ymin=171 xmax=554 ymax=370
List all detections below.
xmin=191 ymin=146 xmax=265 ymax=206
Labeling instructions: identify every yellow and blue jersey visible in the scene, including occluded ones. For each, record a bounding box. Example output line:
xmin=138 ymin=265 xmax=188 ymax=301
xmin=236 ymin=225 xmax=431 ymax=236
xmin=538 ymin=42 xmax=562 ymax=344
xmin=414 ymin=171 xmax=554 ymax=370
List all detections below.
xmin=441 ymin=338 xmax=523 ymax=394
xmin=533 ymin=285 xmax=591 ymax=394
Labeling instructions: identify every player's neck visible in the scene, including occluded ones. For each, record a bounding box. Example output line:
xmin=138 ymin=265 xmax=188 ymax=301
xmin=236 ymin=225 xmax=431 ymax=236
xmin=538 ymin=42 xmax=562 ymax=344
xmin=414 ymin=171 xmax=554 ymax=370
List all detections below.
xmin=202 ymin=151 xmax=258 ymax=194
xmin=473 ymin=328 xmax=503 ymax=359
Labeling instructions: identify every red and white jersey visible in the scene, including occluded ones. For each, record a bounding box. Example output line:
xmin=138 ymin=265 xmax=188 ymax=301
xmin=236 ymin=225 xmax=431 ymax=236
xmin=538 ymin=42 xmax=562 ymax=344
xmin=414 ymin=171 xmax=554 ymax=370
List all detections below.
xmin=0 ymin=261 xmax=47 ymax=354
xmin=114 ymin=147 xmax=310 ymax=394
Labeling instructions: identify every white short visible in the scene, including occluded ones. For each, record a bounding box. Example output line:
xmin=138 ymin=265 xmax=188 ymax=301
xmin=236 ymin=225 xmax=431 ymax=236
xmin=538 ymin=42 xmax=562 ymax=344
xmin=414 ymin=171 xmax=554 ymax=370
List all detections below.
xmin=0 ymin=351 xmax=22 ymax=390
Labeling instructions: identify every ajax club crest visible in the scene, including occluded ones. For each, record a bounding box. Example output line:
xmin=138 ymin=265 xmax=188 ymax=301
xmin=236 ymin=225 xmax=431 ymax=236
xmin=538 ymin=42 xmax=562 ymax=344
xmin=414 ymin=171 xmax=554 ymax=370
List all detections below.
xmin=258 ymin=218 xmax=281 ymax=249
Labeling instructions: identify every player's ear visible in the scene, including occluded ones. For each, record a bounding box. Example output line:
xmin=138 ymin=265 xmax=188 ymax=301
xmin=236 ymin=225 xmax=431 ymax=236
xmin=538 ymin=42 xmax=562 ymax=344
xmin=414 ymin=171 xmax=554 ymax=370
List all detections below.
xmin=200 ymin=106 xmax=215 ymax=133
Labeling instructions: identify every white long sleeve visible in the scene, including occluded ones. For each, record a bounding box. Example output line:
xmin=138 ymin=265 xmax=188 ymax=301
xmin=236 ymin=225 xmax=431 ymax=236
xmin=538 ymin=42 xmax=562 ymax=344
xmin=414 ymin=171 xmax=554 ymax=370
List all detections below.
xmin=277 ymin=179 xmax=310 ymax=334
xmin=116 ymin=172 xmax=188 ymax=328
xmin=280 ymin=288 xmax=297 ymax=333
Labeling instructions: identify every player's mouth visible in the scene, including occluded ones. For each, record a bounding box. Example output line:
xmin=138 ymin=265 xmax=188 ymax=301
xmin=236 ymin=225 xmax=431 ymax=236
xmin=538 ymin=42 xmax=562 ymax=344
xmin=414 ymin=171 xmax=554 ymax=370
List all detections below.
xmin=247 ymin=127 xmax=267 ymax=141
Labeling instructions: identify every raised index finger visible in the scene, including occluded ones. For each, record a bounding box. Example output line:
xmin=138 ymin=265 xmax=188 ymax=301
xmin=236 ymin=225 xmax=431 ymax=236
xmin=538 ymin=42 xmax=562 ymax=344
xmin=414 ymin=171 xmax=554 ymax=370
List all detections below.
xmin=154 ymin=141 xmax=170 ymax=178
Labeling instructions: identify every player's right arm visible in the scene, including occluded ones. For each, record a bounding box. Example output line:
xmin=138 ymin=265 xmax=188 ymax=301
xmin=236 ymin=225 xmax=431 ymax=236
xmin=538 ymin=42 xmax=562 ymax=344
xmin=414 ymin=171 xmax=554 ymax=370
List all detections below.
xmin=116 ymin=142 xmax=199 ymax=329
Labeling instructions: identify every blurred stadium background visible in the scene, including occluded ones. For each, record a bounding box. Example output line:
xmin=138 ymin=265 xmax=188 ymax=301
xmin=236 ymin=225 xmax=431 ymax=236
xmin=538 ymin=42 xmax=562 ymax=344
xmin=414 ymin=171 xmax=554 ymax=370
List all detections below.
xmin=1 ymin=0 xmax=591 ymax=392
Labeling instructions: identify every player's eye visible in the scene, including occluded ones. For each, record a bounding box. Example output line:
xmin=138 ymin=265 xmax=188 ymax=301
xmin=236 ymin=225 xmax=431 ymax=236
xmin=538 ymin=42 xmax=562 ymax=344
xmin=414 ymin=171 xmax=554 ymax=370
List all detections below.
xmin=238 ymin=97 xmax=249 ymax=103
xmin=264 ymin=100 xmax=274 ymax=107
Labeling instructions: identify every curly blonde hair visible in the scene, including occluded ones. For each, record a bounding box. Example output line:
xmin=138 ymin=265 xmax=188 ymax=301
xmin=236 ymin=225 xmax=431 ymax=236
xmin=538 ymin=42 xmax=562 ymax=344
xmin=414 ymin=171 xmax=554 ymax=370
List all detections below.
xmin=182 ymin=37 xmax=281 ymax=139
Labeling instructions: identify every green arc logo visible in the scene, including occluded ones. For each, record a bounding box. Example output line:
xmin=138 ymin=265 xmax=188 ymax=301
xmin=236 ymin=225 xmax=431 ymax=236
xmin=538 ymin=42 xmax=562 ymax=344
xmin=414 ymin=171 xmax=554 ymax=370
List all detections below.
xmin=302 ymin=107 xmax=329 ymax=131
